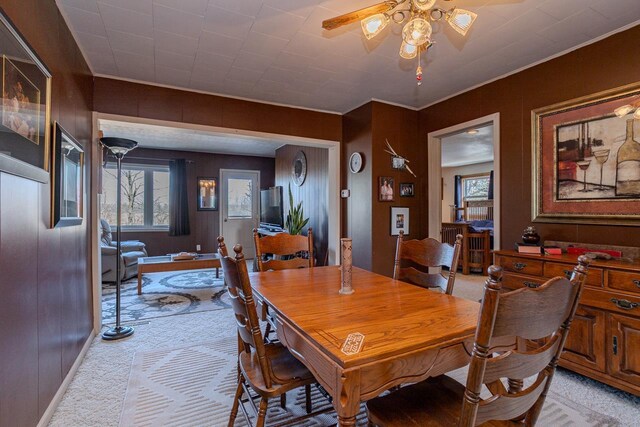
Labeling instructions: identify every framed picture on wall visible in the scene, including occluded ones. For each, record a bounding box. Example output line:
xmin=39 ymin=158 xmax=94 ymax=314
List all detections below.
xmin=532 ymin=82 xmax=640 ymax=225
xmin=390 ymin=207 xmax=409 ymax=236
xmin=51 ymin=122 xmax=83 ymax=227
xmin=399 ymin=182 xmax=414 ymax=197
xmin=0 ymin=8 xmax=52 ymax=183
xmin=379 ymin=176 xmax=394 ymax=201
xmin=197 ymin=177 xmax=217 ymax=211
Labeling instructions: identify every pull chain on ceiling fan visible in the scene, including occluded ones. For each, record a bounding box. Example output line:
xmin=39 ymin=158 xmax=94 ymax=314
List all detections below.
xmin=322 ymin=0 xmax=477 ymax=85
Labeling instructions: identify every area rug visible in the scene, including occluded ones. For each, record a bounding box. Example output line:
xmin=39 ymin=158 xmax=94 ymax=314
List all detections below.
xmin=102 ymin=269 xmax=230 ymax=325
xmin=120 ymin=337 xmax=620 ymax=427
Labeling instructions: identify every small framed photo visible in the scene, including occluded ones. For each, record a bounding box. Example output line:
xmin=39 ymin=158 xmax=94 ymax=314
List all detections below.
xmin=391 ymin=207 xmax=409 ymax=236
xmin=379 ymin=176 xmax=394 ymax=201
xmin=399 ymin=182 xmax=414 ymax=197
xmin=197 ymin=177 xmax=217 ymax=210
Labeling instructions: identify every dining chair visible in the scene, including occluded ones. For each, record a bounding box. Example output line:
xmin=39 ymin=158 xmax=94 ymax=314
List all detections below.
xmin=218 ymin=237 xmax=328 ymax=427
xmin=367 ymin=255 xmax=590 ymax=427
xmin=253 ymin=228 xmax=314 ymax=341
xmin=393 ymin=230 xmax=463 ymax=295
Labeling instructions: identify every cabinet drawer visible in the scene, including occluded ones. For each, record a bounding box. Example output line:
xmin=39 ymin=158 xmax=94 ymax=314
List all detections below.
xmin=580 ymin=288 xmax=640 ymax=316
xmin=495 ymin=256 xmax=543 ymax=276
xmin=608 ymin=270 xmax=640 ymax=295
xmin=502 ymin=272 xmax=546 ymax=291
xmin=544 ymin=262 xmax=603 ymax=288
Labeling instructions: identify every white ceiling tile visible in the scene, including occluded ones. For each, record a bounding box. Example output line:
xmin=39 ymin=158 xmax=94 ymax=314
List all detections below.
xmin=190 ymin=65 xmax=230 ymax=84
xmin=107 ymin=29 xmax=154 ymax=57
xmin=207 ymin=0 xmax=263 ymax=18
xmin=558 ymin=8 xmax=611 ymax=39
xmin=112 ymin=49 xmax=155 ymax=80
xmin=98 ymin=0 xmax=151 ymax=14
xmin=261 ymin=66 xmax=303 ymax=83
xmin=226 ymin=66 xmax=264 ymax=85
xmin=59 ymin=0 xmax=99 ymax=13
xmin=264 ymin=0 xmax=319 ymax=18
xmin=98 ymin=3 xmax=153 ymax=37
xmin=198 ymin=31 xmax=245 ymax=57
xmin=241 ymin=31 xmax=290 ymax=57
xmin=86 ymin=50 xmax=118 ymax=74
xmin=153 ymin=4 xmax=204 ymax=39
xmin=297 ymin=66 xmax=336 ymax=85
xmin=155 ymin=64 xmax=192 ymax=86
xmin=273 ymin=51 xmax=311 ymax=74
xmin=537 ymin=0 xmax=591 ymax=21
xmin=154 ymin=30 xmax=199 ymax=56
xmin=257 ymin=79 xmax=288 ymax=94
xmin=251 ymin=5 xmax=305 ymax=40
xmin=590 ymin=0 xmax=640 ymax=20
xmin=193 ymin=50 xmax=235 ymax=71
xmin=74 ymin=31 xmax=111 ymax=53
xmin=284 ymin=32 xmax=331 ymax=58
xmin=61 ymin=6 xmax=107 ymax=36
xmin=153 ymin=0 xmax=208 ymax=16
xmin=202 ymin=6 xmax=254 ymax=40
xmin=232 ymin=51 xmax=277 ymax=71
xmin=156 ymin=49 xmax=195 ymax=71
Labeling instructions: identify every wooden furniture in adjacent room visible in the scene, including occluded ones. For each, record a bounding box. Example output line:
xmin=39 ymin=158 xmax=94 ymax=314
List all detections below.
xmin=393 ymin=230 xmax=462 ymax=294
xmin=442 ymin=222 xmax=491 ymax=275
xmin=136 ymin=253 xmax=220 ymax=295
xmin=250 ymin=265 xmax=480 ymax=426
xmin=217 ymin=239 xmax=327 ymax=427
xmin=366 ymin=258 xmax=589 ymax=426
xmin=494 ymin=250 xmax=640 ymax=396
xmin=253 ymin=227 xmax=314 ymax=271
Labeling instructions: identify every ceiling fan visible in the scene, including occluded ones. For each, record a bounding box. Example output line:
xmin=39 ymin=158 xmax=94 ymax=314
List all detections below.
xmin=322 ymin=0 xmax=477 ymax=85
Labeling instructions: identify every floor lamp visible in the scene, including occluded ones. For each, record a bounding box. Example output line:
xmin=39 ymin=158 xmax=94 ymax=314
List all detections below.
xmin=100 ymin=137 xmax=138 ymax=341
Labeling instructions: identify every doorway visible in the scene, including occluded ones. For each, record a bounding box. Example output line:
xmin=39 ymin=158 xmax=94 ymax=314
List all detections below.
xmin=220 ymin=169 xmax=260 ymax=259
xmin=427 ymin=113 xmax=501 ymax=250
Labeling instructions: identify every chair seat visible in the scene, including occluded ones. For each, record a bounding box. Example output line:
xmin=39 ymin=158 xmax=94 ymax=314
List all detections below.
xmin=122 ymin=251 xmax=146 ymax=266
xmin=367 ymin=375 xmax=520 ymax=427
xmin=239 ymin=342 xmax=315 ymax=398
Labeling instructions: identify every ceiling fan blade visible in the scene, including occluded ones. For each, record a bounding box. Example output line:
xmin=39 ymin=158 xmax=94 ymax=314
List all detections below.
xmin=322 ymin=1 xmax=397 ymax=30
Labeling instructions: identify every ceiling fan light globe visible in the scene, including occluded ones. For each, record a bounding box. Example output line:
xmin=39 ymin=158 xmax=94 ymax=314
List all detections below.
xmin=446 ymin=8 xmax=477 ymax=36
xmin=412 ymin=0 xmax=436 ymax=11
xmin=399 ymin=41 xmax=418 ymax=59
xmin=361 ymin=14 xmax=389 ymax=40
xmin=402 ymin=18 xmax=432 ymax=46
xmin=614 ymin=104 xmax=634 ymax=117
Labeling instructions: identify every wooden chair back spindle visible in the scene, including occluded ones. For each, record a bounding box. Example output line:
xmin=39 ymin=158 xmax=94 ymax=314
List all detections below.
xmin=459 ymin=256 xmax=590 ymax=426
xmin=393 ymin=230 xmax=462 ymax=295
xmin=253 ymin=228 xmax=314 ymax=271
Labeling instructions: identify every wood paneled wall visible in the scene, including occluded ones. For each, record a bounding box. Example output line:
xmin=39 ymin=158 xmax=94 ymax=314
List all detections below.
xmin=0 ymin=2 xmax=93 ymax=426
xmin=115 ymin=148 xmax=275 ymax=256
xmin=93 ymin=78 xmax=342 ymax=143
xmin=275 ymin=145 xmax=329 ymax=265
xmin=420 ymin=25 xmax=640 ymax=249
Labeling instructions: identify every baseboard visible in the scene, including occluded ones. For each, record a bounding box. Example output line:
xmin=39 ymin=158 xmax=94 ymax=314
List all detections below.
xmin=37 ymin=332 xmax=96 ymax=427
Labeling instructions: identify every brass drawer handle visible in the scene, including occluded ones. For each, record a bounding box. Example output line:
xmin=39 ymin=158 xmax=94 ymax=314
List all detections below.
xmin=633 ymin=279 xmax=640 ymax=288
xmin=524 ymin=281 xmax=540 ymax=289
xmin=611 ymin=298 xmax=639 ymax=310
xmin=513 ymin=262 xmax=527 ymax=271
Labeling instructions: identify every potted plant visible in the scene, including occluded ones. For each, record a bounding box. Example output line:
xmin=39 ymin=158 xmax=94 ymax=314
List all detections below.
xmin=285 ymin=183 xmax=309 ymax=235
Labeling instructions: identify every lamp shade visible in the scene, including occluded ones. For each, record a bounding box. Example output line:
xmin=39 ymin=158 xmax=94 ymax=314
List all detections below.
xmin=361 ymin=13 xmax=389 ymax=40
xmin=446 ymin=8 xmax=477 ymax=36
xmin=399 ymin=41 xmax=418 ymax=59
xmin=100 ymin=137 xmax=138 ymax=155
xmin=402 ymin=18 xmax=432 ymax=46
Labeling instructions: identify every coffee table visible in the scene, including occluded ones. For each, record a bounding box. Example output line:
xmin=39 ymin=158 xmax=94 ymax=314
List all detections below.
xmin=137 ymin=253 xmax=221 ymax=295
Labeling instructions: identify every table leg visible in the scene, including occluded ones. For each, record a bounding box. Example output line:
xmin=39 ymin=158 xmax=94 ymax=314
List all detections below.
xmin=137 ymin=271 xmax=142 ymax=295
xmin=336 ymin=370 xmax=361 ymax=427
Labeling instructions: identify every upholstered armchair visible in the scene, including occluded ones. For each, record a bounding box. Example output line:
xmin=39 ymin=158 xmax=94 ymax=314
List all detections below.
xmin=100 ymin=219 xmax=147 ymax=282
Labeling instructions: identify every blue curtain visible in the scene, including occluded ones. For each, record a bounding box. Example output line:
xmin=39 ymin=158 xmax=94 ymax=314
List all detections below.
xmin=169 ymin=159 xmax=190 ymax=236
xmin=454 ymin=175 xmax=462 ymax=221
xmin=488 ymin=170 xmax=494 ymax=200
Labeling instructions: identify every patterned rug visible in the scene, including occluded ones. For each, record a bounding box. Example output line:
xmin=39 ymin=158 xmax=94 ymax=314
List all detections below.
xmin=102 ymin=269 xmax=230 ymax=325
xmin=120 ymin=337 xmax=620 ymax=427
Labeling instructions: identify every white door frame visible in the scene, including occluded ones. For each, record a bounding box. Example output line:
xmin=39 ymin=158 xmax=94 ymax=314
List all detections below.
xmin=219 ymin=168 xmax=260 ymax=258
xmin=90 ymin=112 xmax=341 ymax=333
xmin=427 ymin=113 xmax=501 ymax=250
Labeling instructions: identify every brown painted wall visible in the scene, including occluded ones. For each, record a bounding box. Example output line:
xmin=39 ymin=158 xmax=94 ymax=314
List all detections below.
xmin=275 ymin=145 xmax=329 ymax=265
xmin=420 ymin=25 xmax=640 ymax=249
xmin=0 ymin=2 xmax=93 ymax=426
xmin=115 ymin=148 xmax=275 ymax=256
xmin=93 ymin=78 xmax=342 ymax=143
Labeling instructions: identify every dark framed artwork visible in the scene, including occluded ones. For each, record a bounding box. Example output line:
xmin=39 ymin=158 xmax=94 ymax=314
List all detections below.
xmin=399 ymin=182 xmax=414 ymax=197
xmin=51 ymin=122 xmax=83 ymax=227
xmin=197 ymin=177 xmax=217 ymax=211
xmin=378 ymin=176 xmax=394 ymax=201
xmin=532 ymin=82 xmax=640 ymax=225
xmin=390 ymin=207 xmax=409 ymax=236
xmin=0 ymin=8 xmax=52 ymax=183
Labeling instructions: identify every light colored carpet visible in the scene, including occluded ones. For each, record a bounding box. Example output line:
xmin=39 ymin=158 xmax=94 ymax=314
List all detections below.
xmin=102 ymin=269 xmax=230 ymax=324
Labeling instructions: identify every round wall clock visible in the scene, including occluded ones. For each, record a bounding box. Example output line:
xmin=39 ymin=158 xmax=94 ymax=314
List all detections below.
xmin=291 ymin=150 xmax=307 ymax=186
xmin=349 ymin=152 xmax=363 ymax=173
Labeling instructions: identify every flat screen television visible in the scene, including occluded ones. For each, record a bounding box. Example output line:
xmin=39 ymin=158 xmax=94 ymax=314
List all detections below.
xmin=260 ymin=186 xmax=284 ymax=230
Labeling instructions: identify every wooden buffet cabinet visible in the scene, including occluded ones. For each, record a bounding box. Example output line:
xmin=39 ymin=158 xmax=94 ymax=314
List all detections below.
xmin=494 ymin=250 xmax=640 ymax=396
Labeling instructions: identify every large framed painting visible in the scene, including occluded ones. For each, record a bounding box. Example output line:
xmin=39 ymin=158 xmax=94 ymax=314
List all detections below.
xmin=0 ymin=8 xmax=52 ymax=183
xmin=532 ymin=83 xmax=640 ymax=225
xmin=51 ymin=122 xmax=84 ymax=227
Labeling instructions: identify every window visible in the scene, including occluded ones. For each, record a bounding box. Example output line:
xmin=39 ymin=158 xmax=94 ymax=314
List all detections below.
xmin=227 ymin=178 xmax=253 ymax=218
xmin=462 ymin=174 xmax=490 ymax=201
xmin=100 ymin=163 xmax=170 ymax=229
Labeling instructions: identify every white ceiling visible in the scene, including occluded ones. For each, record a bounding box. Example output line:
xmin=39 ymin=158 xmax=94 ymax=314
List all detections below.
xmin=57 ymin=0 xmax=640 ymax=113
xmin=99 ymin=119 xmax=285 ymax=156
xmin=441 ymin=124 xmax=493 ymax=167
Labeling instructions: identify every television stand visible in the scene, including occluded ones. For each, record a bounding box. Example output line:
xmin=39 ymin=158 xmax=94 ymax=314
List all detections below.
xmin=256 ymin=227 xmax=286 ymax=237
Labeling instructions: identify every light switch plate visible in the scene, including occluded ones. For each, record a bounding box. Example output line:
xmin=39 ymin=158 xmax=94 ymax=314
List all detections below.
xmin=341 ymin=189 xmax=350 ymax=198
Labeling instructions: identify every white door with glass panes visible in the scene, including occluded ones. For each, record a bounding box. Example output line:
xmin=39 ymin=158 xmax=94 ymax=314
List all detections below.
xmin=220 ymin=169 xmax=260 ymax=259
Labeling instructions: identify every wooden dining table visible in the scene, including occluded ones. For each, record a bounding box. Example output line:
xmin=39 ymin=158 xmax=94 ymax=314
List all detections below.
xmin=250 ymin=265 xmax=481 ymax=426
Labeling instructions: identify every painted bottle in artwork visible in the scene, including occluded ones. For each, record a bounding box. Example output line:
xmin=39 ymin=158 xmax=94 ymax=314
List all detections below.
xmin=615 ymin=119 xmax=640 ymax=197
